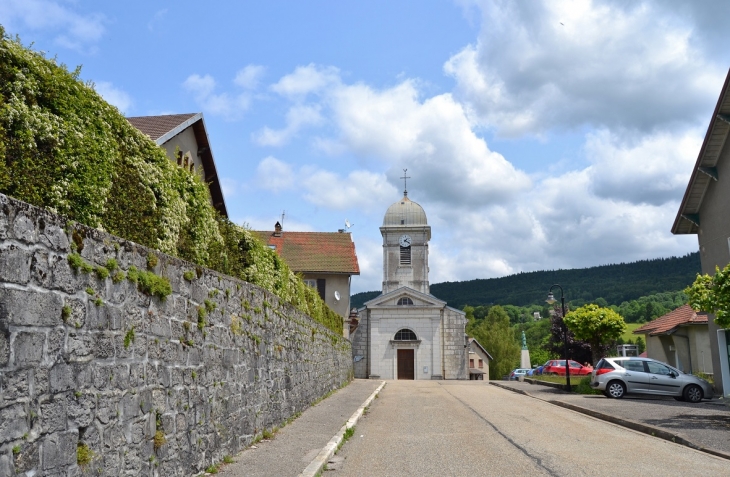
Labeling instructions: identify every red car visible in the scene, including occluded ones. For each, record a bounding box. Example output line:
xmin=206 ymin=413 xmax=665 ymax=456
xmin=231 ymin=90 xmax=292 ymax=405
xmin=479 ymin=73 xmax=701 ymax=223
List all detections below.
xmin=543 ymin=360 xmax=593 ymax=376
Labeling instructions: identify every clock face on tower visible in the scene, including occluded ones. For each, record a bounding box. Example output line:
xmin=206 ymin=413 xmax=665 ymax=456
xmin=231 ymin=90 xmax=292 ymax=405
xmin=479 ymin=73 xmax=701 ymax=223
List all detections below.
xmin=399 ymin=234 xmax=412 ymax=247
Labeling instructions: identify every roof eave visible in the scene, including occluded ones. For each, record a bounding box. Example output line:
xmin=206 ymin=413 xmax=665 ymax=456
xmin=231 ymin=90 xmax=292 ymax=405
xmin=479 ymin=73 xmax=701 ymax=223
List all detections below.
xmin=672 ymin=68 xmax=730 ymax=235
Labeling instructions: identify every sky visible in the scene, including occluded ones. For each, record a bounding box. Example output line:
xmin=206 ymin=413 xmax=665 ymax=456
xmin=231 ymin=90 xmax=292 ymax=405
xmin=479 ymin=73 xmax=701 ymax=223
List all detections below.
xmin=2 ymin=0 xmax=728 ymax=294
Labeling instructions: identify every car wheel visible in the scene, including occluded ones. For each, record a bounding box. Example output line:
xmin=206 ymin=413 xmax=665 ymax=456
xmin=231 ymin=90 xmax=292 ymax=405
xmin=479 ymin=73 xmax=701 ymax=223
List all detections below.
xmin=606 ymin=380 xmax=626 ymax=399
xmin=683 ymin=384 xmax=703 ymax=403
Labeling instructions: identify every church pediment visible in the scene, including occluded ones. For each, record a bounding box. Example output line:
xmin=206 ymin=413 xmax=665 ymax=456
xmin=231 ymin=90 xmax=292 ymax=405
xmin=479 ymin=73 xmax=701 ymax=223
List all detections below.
xmin=363 ymin=286 xmax=446 ymax=308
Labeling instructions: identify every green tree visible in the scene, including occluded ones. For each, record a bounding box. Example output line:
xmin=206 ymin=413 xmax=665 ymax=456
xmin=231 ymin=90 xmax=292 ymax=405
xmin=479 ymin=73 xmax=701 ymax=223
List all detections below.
xmin=564 ymin=304 xmax=627 ymax=364
xmin=686 ymin=264 xmax=730 ymax=328
xmin=467 ymin=305 xmax=520 ymax=380
xmin=635 ymin=336 xmax=646 ymax=354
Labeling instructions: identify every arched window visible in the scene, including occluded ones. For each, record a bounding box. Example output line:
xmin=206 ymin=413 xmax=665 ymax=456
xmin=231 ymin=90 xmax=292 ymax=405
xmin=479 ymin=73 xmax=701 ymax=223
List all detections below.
xmin=397 ymin=297 xmax=414 ymax=306
xmin=394 ymin=329 xmax=417 ymax=341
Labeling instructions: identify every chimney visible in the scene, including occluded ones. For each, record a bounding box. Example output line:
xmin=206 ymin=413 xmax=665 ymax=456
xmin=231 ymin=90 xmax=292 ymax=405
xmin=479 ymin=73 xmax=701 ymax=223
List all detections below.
xmin=274 ymin=221 xmax=282 ymax=237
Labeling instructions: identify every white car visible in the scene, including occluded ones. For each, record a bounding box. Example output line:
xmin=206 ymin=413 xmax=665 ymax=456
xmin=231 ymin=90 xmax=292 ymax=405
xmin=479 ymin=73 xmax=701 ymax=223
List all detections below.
xmin=590 ymin=357 xmax=713 ymax=403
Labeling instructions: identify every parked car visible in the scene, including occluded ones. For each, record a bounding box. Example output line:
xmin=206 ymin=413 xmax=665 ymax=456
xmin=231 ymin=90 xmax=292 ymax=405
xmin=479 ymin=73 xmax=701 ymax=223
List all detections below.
xmin=508 ymin=368 xmax=530 ymax=380
xmin=542 ymin=360 xmax=593 ymax=376
xmin=534 ymin=360 xmax=551 ymax=375
xmin=590 ymin=357 xmax=713 ymax=403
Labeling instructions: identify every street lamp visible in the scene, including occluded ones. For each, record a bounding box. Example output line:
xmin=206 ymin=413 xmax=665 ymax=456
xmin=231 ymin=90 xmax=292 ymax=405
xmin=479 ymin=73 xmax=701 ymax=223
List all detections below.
xmin=546 ymin=284 xmax=571 ymax=391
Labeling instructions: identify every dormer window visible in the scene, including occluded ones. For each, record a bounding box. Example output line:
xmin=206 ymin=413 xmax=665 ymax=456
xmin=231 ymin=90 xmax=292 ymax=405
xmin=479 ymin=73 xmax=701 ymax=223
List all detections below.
xmin=397 ymin=297 xmax=414 ymax=306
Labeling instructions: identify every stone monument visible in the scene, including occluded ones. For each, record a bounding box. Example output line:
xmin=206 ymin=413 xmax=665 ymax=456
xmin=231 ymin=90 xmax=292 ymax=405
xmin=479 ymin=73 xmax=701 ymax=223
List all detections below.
xmin=520 ymin=330 xmax=531 ymax=369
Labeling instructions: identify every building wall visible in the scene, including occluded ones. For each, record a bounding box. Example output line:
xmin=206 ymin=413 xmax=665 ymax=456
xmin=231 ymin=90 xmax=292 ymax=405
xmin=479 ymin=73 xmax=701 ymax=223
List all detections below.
xmin=644 ymin=334 xmax=671 ymax=366
xmin=301 ymin=273 xmax=351 ymax=319
xmin=442 ymin=308 xmax=468 ymax=380
xmin=696 ymin=135 xmax=730 ymax=393
xmin=468 ymin=343 xmax=490 ymax=382
xmin=351 ymin=310 xmax=369 ymax=379
xmin=366 ymin=307 xmax=442 ymax=380
xmin=162 ymin=128 xmax=203 ymax=174
xmin=380 ymin=227 xmax=430 ymax=294
xmin=0 ymin=193 xmax=352 ymax=476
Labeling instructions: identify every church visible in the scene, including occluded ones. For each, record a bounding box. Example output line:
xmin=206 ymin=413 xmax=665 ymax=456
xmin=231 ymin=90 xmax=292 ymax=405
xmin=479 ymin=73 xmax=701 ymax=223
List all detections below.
xmin=351 ymin=187 xmax=468 ymax=380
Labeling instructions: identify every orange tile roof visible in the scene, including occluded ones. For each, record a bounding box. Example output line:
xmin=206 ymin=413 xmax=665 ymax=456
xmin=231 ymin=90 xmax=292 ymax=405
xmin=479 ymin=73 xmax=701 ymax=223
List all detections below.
xmin=632 ymin=304 xmax=708 ymax=336
xmin=253 ymin=231 xmax=360 ymax=275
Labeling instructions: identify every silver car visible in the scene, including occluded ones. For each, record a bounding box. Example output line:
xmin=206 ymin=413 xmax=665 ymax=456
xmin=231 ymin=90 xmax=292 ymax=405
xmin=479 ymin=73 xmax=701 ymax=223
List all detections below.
xmin=590 ymin=357 xmax=713 ymax=403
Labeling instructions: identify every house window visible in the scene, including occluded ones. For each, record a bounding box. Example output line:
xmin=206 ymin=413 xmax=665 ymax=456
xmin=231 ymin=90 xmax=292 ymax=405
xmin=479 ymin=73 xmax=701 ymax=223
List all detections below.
xmin=469 ymin=359 xmax=474 ymax=368
xmin=478 ymin=359 xmax=484 ymax=369
xmin=397 ymin=297 xmax=414 ymax=306
xmin=394 ymin=329 xmax=417 ymax=341
xmin=268 ymin=245 xmax=277 ymax=250
xmin=303 ymin=279 xmax=316 ymax=288
xmin=399 ymin=246 xmax=411 ymax=265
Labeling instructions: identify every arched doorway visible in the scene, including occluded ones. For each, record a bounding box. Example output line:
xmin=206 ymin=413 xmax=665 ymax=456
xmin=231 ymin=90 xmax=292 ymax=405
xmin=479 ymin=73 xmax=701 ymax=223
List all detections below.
xmin=394 ymin=329 xmax=417 ymax=380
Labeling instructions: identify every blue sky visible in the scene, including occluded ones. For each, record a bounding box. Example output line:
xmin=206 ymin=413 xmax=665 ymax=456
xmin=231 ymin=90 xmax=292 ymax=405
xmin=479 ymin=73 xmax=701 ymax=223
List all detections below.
xmin=2 ymin=0 xmax=729 ymax=294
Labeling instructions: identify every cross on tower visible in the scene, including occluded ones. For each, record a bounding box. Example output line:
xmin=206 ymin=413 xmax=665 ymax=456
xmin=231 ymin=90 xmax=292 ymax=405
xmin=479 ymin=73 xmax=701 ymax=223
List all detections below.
xmin=400 ymin=169 xmax=411 ymax=197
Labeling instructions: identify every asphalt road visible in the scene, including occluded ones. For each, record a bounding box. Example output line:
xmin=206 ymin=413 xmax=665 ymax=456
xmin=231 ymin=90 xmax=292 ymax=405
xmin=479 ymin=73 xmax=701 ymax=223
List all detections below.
xmin=335 ymin=380 xmax=730 ymax=476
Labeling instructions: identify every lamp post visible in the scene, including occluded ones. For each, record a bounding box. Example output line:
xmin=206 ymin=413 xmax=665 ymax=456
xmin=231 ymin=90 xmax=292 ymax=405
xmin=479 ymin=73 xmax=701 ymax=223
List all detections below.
xmin=547 ymin=284 xmax=571 ymax=391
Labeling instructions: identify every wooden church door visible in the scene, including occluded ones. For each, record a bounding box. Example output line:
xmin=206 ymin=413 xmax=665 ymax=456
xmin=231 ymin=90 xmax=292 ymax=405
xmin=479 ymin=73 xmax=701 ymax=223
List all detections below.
xmin=397 ymin=349 xmax=415 ymax=380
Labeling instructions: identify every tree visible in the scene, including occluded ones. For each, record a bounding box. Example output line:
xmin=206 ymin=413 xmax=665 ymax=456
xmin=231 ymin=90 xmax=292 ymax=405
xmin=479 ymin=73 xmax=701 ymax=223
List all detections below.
xmin=685 ymin=264 xmax=730 ymax=328
xmin=635 ymin=336 xmax=646 ymax=354
xmin=547 ymin=305 xmax=592 ymax=365
xmin=467 ymin=305 xmax=520 ymax=380
xmin=564 ymin=304 xmax=627 ymax=364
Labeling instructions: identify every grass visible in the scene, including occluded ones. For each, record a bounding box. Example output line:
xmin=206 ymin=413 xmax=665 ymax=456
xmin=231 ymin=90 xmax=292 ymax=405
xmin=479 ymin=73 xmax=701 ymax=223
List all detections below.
xmin=621 ymin=323 xmax=644 ymax=342
xmin=530 ymin=375 xmax=601 ymax=395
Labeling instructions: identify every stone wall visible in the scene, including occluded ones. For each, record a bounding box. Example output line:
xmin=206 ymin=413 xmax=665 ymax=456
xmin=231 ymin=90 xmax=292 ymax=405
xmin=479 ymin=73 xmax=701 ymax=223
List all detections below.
xmin=0 ymin=193 xmax=352 ymax=476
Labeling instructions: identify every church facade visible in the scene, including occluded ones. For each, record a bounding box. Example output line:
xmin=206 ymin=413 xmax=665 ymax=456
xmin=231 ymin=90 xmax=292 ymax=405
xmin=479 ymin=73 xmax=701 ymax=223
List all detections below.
xmin=352 ymin=192 xmax=468 ymax=380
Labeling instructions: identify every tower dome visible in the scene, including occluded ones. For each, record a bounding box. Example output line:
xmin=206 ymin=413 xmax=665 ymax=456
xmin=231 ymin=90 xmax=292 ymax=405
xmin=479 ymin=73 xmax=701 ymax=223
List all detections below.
xmin=383 ymin=194 xmax=428 ymax=226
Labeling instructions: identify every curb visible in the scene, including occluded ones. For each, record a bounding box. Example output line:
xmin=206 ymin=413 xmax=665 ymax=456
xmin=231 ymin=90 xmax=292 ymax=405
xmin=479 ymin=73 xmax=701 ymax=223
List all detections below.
xmin=490 ymin=381 xmax=730 ymax=461
xmin=298 ymin=381 xmax=386 ymax=477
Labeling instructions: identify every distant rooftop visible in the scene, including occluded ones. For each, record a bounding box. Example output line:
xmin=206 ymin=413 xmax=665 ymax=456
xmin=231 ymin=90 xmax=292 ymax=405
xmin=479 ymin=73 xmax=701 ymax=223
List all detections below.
xmin=253 ymin=230 xmax=360 ymax=275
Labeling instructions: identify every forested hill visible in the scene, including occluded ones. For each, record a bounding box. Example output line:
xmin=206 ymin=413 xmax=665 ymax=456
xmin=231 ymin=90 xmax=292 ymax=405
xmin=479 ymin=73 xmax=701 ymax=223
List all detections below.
xmin=351 ymin=252 xmax=701 ymax=309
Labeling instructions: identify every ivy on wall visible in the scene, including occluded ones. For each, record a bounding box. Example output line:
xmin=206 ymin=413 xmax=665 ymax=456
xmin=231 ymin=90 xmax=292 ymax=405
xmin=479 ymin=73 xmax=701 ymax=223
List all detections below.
xmin=0 ymin=26 xmax=342 ymax=334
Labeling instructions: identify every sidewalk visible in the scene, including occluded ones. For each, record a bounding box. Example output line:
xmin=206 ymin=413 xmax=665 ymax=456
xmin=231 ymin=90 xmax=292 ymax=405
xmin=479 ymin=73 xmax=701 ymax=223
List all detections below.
xmin=219 ymin=379 xmax=382 ymax=477
xmin=492 ymin=380 xmax=730 ymax=459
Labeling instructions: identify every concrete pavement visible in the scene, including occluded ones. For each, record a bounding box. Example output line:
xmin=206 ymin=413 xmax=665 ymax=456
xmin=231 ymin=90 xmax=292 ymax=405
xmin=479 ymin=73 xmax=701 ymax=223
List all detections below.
xmin=335 ymin=380 xmax=730 ymax=476
xmin=218 ymin=379 xmax=382 ymax=477
xmin=493 ymin=379 xmax=730 ymax=458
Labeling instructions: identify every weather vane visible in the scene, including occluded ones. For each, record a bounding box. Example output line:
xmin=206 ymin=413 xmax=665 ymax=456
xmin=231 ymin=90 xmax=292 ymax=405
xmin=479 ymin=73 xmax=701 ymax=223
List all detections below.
xmin=400 ymin=169 xmax=410 ymax=196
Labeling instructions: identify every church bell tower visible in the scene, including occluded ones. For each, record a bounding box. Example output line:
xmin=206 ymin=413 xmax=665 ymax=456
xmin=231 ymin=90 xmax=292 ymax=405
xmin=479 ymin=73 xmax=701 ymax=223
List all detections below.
xmin=380 ymin=173 xmax=430 ymax=294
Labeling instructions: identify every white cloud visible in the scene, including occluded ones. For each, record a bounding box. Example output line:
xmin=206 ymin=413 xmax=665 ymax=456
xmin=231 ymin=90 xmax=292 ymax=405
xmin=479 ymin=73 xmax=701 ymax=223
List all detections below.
xmin=0 ymin=0 xmax=105 ymax=52
xmin=94 ymin=81 xmax=132 ymax=114
xmin=302 ymin=170 xmax=398 ymax=212
xmin=255 ymin=156 xmax=295 ymax=192
xmin=252 ymin=104 xmax=323 ymax=147
xmin=234 ymin=65 xmax=266 ymax=90
xmin=270 ymin=64 xmax=341 ymax=98
xmin=182 ymin=73 xmax=251 ymax=120
xmin=585 ymin=128 xmax=702 ymax=205
xmin=147 ymin=9 xmax=168 ymax=32
xmin=445 ymin=0 xmax=725 ymax=136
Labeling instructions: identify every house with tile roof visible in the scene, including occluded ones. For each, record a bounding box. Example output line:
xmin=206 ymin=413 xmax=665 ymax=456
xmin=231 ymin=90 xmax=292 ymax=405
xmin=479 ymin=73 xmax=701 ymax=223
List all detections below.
xmin=468 ymin=337 xmax=492 ymax=381
xmin=253 ymin=223 xmax=360 ymax=322
xmin=672 ymin=68 xmax=730 ymax=393
xmin=127 ymin=113 xmax=227 ymax=217
xmin=633 ymin=305 xmax=712 ymax=375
